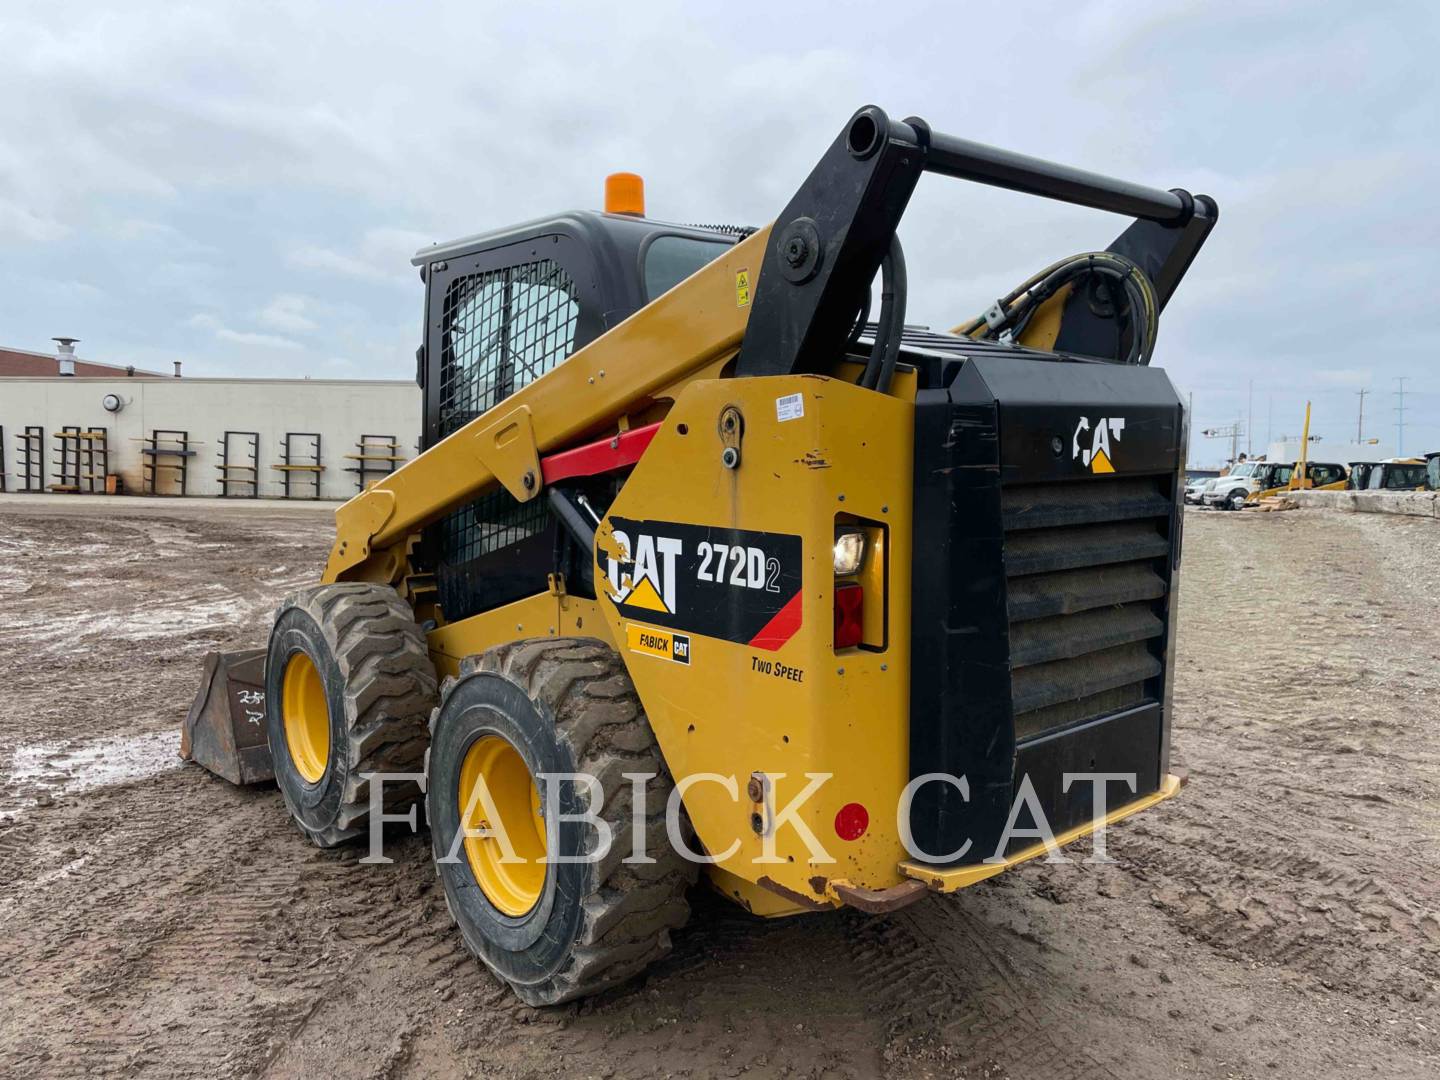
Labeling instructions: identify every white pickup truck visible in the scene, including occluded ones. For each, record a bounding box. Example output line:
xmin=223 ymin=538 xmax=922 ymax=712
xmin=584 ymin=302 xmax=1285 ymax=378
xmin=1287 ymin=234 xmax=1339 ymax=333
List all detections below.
xmin=1201 ymin=461 xmax=1261 ymax=510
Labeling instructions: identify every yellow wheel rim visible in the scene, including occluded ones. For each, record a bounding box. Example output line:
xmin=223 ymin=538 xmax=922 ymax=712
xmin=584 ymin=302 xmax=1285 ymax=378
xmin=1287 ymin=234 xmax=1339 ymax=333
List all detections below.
xmin=281 ymin=652 xmax=330 ymax=784
xmin=458 ymin=735 xmax=547 ymax=917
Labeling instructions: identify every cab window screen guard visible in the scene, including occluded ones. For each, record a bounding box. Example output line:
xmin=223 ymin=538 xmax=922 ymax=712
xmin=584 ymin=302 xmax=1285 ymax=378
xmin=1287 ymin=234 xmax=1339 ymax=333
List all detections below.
xmin=428 ymin=256 xmax=581 ymax=622
xmin=438 ymin=258 xmax=580 ymax=438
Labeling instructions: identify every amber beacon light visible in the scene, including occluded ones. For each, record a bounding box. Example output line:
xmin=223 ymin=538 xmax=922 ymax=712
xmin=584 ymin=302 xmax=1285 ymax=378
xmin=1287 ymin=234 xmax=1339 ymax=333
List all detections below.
xmin=604 ymin=172 xmax=645 ymax=216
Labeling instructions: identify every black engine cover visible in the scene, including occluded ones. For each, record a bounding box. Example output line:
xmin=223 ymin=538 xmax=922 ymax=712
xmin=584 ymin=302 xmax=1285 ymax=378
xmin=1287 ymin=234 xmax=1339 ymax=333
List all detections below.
xmin=908 ymin=353 xmax=1184 ymax=865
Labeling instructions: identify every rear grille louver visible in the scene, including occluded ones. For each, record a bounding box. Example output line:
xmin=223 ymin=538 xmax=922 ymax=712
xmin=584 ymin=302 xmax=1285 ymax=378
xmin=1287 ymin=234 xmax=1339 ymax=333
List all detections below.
xmin=1003 ymin=478 xmax=1172 ymax=743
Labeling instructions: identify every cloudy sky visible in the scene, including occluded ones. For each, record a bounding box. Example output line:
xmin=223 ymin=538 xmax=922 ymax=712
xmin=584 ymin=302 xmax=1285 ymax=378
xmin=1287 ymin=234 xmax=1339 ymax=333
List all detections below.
xmin=2 ymin=1 xmax=1436 ymax=459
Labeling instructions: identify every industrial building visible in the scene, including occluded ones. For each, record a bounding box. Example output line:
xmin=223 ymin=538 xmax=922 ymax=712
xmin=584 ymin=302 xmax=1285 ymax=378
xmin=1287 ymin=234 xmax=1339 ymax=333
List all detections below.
xmin=0 ymin=339 xmax=418 ymax=500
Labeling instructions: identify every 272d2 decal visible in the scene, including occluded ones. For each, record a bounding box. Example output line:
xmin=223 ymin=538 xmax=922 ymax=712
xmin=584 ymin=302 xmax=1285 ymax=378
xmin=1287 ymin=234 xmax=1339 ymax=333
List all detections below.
xmin=599 ymin=518 xmax=803 ymax=650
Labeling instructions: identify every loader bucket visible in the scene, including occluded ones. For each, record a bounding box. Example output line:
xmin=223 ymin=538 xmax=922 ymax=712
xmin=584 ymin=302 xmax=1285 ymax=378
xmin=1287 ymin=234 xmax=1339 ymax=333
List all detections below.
xmin=180 ymin=649 xmax=274 ymax=785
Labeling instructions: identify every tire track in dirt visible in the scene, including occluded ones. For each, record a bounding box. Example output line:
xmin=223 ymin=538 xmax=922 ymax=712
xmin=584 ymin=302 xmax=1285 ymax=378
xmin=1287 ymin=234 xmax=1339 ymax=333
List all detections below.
xmin=844 ymin=898 xmax=1121 ymax=1079
xmin=1125 ymin=511 xmax=1440 ymax=1011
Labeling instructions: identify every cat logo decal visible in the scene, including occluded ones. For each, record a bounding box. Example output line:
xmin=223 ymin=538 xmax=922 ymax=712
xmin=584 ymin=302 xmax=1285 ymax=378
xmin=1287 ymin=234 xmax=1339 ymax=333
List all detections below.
xmin=1072 ymin=416 xmax=1126 ymax=474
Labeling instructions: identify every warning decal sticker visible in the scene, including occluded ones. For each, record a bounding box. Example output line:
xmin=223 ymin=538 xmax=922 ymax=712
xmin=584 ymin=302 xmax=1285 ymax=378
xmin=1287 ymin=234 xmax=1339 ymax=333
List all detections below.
xmin=600 ymin=518 xmax=803 ymax=650
xmin=735 ymin=269 xmax=751 ymax=307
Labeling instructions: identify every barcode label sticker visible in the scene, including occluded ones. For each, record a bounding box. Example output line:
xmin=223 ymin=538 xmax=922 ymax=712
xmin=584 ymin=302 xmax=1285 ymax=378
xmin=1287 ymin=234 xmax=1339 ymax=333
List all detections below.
xmin=775 ymin=393 xmax=804 ymax=422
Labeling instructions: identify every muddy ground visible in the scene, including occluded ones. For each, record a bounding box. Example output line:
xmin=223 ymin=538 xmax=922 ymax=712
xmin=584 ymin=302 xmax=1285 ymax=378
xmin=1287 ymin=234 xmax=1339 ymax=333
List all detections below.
xmin=0 ymin=497 xmax=1436 ymax=1079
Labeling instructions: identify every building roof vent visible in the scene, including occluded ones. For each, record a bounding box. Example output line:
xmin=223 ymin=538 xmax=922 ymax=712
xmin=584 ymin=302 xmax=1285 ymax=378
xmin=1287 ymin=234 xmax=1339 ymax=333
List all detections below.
xmin=53 ymin=337 xmax=80 ymax=377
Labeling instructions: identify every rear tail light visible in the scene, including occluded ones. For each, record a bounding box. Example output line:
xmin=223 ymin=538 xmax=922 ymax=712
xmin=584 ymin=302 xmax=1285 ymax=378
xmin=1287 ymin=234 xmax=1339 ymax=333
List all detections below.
xmin=834 ymin=583 xmax=864 ymax=649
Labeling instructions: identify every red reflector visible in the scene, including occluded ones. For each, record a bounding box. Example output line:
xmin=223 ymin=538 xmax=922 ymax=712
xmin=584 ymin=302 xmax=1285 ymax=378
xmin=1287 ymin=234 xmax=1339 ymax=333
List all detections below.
xmin=835 ymin=802 xmax=869 ymax=841
xmin=834 ymin=583 xmax=863 ymax=649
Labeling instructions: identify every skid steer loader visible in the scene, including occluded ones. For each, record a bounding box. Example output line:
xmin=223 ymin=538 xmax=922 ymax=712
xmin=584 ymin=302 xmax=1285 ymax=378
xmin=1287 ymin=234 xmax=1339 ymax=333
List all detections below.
xmin=184 ymin=105 xmax=1216 ymax=1005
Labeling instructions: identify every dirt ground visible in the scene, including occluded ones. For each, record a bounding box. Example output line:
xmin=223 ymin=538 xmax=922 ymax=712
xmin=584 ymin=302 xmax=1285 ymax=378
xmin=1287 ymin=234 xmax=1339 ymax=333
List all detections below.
xmin=0 ymin=497 xmax=1436 ymax=1079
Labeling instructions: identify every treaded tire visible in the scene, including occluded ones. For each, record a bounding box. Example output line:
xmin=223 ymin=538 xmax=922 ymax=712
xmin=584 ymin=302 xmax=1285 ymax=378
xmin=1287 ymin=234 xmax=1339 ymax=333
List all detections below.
xmin=427 ymin=638 xmax=697 ymax=1006
xmin=265 ymin=582 xmax=438 ymax=848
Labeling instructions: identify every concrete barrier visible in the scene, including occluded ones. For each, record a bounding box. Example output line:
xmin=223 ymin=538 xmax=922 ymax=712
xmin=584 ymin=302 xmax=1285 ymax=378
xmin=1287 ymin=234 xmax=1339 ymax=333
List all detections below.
xmin=1290 ymin=488 xmax=1439 ymax=518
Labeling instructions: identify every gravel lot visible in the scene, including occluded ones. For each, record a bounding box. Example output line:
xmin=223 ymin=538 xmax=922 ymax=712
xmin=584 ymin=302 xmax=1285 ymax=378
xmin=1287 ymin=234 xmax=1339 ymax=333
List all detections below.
xmin=1 ymin=497 xmax=1436 ymax=1078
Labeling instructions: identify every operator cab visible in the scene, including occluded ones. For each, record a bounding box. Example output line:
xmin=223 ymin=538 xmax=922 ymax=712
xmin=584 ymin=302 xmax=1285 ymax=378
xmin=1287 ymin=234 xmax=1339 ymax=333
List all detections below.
xmin=408 ymin=180 xmax=747 ymax=623
xmin=1348 ymin=461 xmax=1378 ymax=490
xmin=412 ymin=208 xmax=744 ymax=450
xmin=1303 ymin=462 xmax=1349 ymax=489
xmin=1365 ymin=459 xmax=1427 ymax=491
xmin=1251 ymin=461 xmax=1292 ymax=493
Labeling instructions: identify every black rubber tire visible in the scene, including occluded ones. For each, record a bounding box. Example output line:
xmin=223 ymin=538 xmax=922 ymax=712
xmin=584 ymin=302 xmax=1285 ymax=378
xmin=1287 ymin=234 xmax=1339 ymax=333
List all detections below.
xmin=426 ymin=638 xmax=696 ymax=1006
xmin=265 ymin=582 xmax=438 ymax=848
xmin=1227 ymin=489 xmax=1248 ymax=511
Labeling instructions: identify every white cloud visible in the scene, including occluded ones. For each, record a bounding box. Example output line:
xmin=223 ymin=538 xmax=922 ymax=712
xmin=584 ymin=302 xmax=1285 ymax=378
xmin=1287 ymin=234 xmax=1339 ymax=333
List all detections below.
xmin=215 ymin=327 xmax=301 ymax=350
xmin=187 ymin=311 xmax=301 ymax=350
xmin=288 ymin=245 xmax=392 ymax=283
xmin=288 ymin=228 xmax=432 ymax=285
xmin=0 ymin=199 xmax=67 ymax=243
xmin=257 ymin=294 xmax=318 ymax=333
xmin=1314 ymin=369 xmax=1374 ymax=388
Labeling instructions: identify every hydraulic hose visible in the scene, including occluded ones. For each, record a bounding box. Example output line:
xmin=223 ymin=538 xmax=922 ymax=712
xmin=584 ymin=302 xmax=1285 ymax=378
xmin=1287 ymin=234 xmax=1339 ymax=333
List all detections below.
xmin=844 ymin=282 xmax=872 ymax=354
xmin=860 ymin=234 xmax=908 ymax=392
xmin=873 ymin=237 xmax=908 ymax=394
xmin=955 ymin=251 xmax=1158 ymax=365
xmin=859 ymin=250 xmax=895 ymax=390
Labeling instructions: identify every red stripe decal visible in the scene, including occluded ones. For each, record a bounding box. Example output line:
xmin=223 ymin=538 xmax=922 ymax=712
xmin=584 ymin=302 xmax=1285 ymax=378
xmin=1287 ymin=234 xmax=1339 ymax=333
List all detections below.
xmin=748 ymin=591 xmax=804 ymax=651
xmin=540 ymin=422 xmax=663 ymax=485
